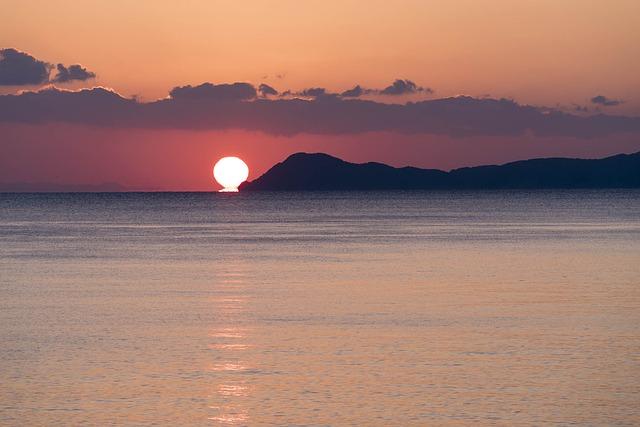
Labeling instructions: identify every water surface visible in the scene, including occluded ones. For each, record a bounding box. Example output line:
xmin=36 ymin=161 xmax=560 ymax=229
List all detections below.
xmin=1 ymin=191 xmax=639 ymax=425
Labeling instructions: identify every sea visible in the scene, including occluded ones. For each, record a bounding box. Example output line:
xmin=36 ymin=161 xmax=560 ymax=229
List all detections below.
xmin=1 ymin=190 xmax=639 ymax=426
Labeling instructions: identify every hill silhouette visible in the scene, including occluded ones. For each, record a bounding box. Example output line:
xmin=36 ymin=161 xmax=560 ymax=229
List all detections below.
xmin=240 ymin=151 xmax=640 ymax=190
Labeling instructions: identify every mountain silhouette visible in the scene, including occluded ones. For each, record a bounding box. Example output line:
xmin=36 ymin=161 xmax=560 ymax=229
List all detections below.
xmin=240 ymin=151 xmax=640 ymax=190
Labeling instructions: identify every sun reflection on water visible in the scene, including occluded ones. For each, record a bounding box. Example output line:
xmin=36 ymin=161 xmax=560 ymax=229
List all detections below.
xmin=210 ymin=363 xmax=248 ymax=372
xmin=207 ymin=264 xmax=253 ymax=425
xmin=208 ymin=412 xmax=249 ymax=425
xmin=209 ymin=329 xmax=246 ymax=339
xmin=217 ymin=384 xmax=249 ymax=397
xmin=209 ymin=343 xmax=250 ymax=351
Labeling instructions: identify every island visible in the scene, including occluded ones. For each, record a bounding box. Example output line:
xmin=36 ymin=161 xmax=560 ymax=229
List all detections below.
xmin=240 ymin=151 xmax=640 ymax=191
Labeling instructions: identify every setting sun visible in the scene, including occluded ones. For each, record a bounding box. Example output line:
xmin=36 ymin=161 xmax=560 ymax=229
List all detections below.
xmin=213 ymin=156 xmax=249 ymax=192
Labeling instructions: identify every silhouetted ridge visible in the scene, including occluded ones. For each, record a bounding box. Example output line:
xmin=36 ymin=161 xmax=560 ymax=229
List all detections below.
xmin=240 ymin=151 xmax=640 ymax=191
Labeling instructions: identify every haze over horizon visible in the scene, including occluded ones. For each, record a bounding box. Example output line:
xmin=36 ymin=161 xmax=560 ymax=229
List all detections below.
xmin=1 ymin=0 xmax=639 ymax=191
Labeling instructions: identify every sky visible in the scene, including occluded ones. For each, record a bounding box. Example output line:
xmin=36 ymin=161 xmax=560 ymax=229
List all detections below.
xmin=1 ymin=0 xmax=639 ymax=190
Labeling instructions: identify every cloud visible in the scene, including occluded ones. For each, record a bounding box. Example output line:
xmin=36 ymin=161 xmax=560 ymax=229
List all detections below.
xmin=0 ymin=87 xmax=136 ymax=126
xmin=380 ymin=79 xmax=432 ymax=96
xmin=1 ymin=85 xmax=639 ymax=138
xmin=298 ymin=87 xmax=343 ymax=100
xmin=299 ymin=87 xmax=328 ymax=97
xmin=339 ymin=81 xmax=432 ymax=98
xmin=169 ymin=82 xmax=256 ymax=101
xmin=258 ymin=83 xmax=278 ymax=97
xmin=591 ymin=95 xmax=623 ymax=107
xmin=52 ymin=64 xmax=96 ymax=83
xmin=0 ymin=48 xmax=52 ymax=86
xmin=0 ymin=48 xmax=99 ymax=87
xmin=341 ymin=85 xmax=364 ymax=98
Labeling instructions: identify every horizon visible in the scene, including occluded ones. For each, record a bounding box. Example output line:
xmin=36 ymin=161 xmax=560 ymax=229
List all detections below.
xmin=2 ymin=149 xmax=638 ymax=193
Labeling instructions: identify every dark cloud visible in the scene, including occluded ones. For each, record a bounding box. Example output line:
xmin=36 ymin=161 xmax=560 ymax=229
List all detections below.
xmin=258 ymin=83 xmax=278 ymax=97
xmin=0 ymin=48 xmax=99 ymax=87
xmin=52 ymin=64 xmax=96 ymax=83
xmin=1 ymin=85 xmax=639 ymax=139
xmin=169 ymin=82 xmax=256 ymax=101
xmin=298 ymin=88 xmax=342 ymax=100
xmin=591 ymin=95 xmax=623 ymax=107
xmin=341 ymin=85 xmax=364 ymax=98
xmin=300 ymin=87 xmax=327 ymax=97
xmin=340 ymin=81 xmax=432 ymax=98
xmin=0 ymin=48 xmax=51 ymax=86
xmin=0 ymin=87 xmax=135 ymax=126
xmin=380 ymin=79 xmax=432 ymax=96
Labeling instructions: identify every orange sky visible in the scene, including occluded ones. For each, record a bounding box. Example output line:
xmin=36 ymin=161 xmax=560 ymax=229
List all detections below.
xmin=2 ymin=0 xmax=640 ymax=190
xmin=2 ymin=0 xmax=639 ymax=111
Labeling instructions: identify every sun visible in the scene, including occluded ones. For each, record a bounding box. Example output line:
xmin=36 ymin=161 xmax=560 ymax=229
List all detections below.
xmin=213 ymin=157 xmax=249 ymax=192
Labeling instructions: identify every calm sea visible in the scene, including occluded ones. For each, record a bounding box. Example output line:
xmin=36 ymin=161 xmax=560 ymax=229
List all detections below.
xmin=1 ymin=191 xmax=639 ymax=426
